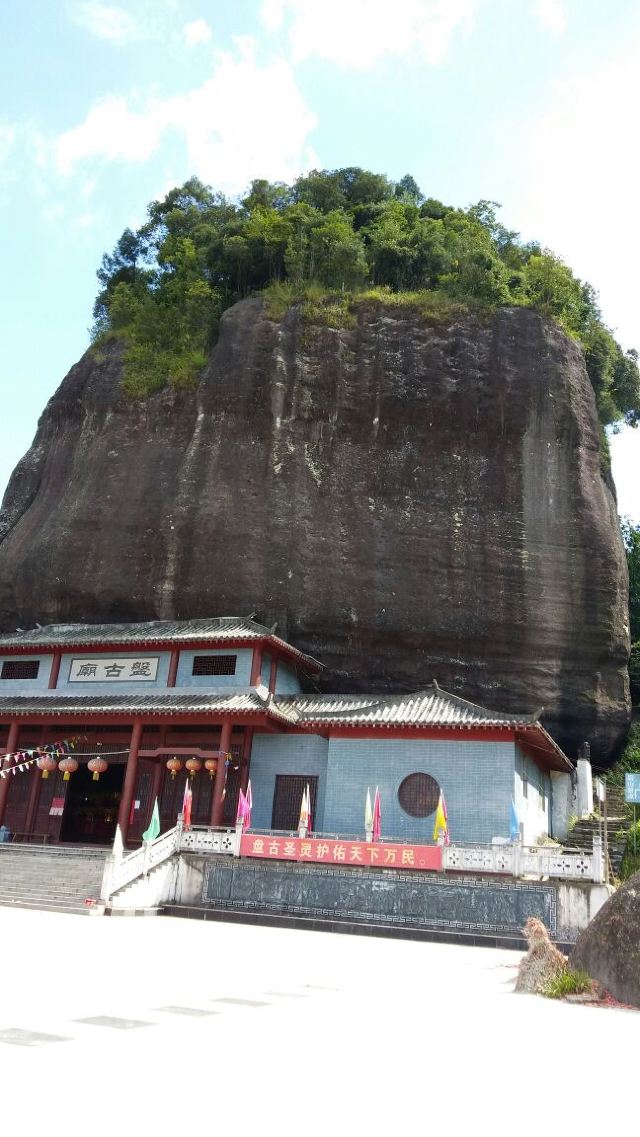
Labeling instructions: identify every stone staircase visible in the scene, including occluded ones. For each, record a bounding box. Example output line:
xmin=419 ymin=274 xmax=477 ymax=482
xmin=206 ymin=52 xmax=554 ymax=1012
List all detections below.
xmin=566 ymin=783 xmax=629 ymax=877
xmin=0 ymin=845 xmax=107 ymax=914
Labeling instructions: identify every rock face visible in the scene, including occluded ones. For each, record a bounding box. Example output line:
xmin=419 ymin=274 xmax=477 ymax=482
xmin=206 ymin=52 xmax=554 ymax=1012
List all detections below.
xmin=0 ymin=300 xmax=630 ymax=762
xmin=571 ymin=873 xmax=640 ymax=1006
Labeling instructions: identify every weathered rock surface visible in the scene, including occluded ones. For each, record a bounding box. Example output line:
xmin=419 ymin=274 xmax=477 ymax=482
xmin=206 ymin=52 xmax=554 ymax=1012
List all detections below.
xmin=0 ymin=300 xmax=630 ymax=762
xmin=571 ymin=873 xmax=640 ymax=1006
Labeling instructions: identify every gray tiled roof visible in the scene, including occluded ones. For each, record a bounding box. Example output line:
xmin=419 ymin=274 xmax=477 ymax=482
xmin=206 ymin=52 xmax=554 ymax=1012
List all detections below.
xmin=283 ymin=684 xmax=539 ymax=727
xmin=0 ymin=618 xmax=321 ymax=670
xmin=0 ymin=691 xmax=298 ymax=724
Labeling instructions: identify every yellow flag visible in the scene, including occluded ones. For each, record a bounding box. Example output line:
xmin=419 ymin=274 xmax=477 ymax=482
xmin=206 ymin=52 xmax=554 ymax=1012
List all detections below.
xmin=433 ymin=794 xmax=447 ymax=842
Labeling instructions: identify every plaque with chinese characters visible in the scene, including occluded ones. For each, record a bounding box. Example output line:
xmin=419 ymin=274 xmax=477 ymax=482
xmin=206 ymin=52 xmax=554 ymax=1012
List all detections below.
xmin=239 ymin=834 xmax=442 ymax=871
xmin=69 ymin=657 xmax=159 ymax=682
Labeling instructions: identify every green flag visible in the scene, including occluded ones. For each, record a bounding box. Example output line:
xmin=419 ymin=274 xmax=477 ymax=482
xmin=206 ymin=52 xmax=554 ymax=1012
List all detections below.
xmin=142 ymin=798 xmax=160 ymax=843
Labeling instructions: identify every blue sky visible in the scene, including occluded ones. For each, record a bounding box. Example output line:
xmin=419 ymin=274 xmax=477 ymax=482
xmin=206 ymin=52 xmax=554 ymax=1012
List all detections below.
xmin=1 ymin=0 xmax=639 ymax=518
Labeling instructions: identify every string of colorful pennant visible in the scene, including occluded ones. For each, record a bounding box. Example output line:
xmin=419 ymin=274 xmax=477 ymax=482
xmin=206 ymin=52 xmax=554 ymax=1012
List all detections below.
xmin=0 ymin=737 xmax=83 ymax=779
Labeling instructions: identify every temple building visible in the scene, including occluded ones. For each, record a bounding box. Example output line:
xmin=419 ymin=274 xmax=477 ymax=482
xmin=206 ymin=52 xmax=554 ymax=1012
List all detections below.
xmin=0 ymin=618 xmax=571 ymax=847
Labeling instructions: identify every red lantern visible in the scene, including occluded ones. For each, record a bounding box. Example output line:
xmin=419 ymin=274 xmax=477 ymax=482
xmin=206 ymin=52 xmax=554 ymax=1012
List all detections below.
xmin=87 ymin=757 xmax=108 ymax=782
xmin=37 ymin=754 xmax=57 ymax=780
xmin=59 ymin=756 xmax=79 ymax=782
xmin=185 ymin=758 xmax=201 ymax=778
xmin=204 ymin=758 xmax=218 ymax=780
xmin=166 ymin=757 xmax=182 ymax=779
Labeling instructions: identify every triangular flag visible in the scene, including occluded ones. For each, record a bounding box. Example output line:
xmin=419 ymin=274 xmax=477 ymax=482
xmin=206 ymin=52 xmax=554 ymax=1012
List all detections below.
xmin=306 ymin=783 xmax=313 ymax=832
xmin=182 ymin=779 xmax=193 ymax=828
xmin=372 ymin=786 xmax=382 ymax=842
xmin=245 ymin=780 xmax=253 ymax=829
xmin=433 ymin=793 xmax=449 ymax=844
xmin=142 ymin=798 xmax=160 ymax=843
xmin=236 ymin=788 xmax=247 ymax=825
xmin=298 ymin=785 xmax=309 ymax=830
xmin=365 ymin=787 xmax=373 ymax=832
xmin=510 ymin=799 xmax=520 ymax=842
xmin=112 ymin=824 xmax=124 ymax=861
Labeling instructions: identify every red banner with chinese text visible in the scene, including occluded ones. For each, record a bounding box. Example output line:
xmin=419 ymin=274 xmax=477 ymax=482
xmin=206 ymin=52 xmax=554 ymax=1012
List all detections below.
xmin=239 ymin=834 xmax=442 ymax=871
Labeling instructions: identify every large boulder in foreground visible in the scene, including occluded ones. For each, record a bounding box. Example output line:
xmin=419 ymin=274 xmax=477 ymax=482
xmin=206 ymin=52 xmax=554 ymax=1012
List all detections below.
xmin=0 ymin=299 xmax=630 ymax=763
xmin=571 ymin=873 xmax=640 ymax=1007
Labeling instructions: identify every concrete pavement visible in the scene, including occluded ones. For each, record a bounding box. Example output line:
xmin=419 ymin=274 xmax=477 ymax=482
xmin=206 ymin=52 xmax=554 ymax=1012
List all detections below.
xmin=0 ymin=906 xmax=635 ymax=1136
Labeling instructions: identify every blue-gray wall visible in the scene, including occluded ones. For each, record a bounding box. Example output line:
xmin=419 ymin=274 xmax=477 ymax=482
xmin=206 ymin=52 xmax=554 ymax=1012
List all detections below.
xmin=322 ymin=738 xmax=517 ymax=844
xmin=247 ymin=733 xmax=523 ymax=844
xmin=273 ymin=663 xmax=302 ymax=694
xmin=0 ymin=654 xmax=54 ymax=693
xmin=514 ymin=747 xmax=550 ymax=844
xmin=175 ymin=648 xmax=253 ymax=689
xmin=249 ymin=734 xmax=329 ymax=829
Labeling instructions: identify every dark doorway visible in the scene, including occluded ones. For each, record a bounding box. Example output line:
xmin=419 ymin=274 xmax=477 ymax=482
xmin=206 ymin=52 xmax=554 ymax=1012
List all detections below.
xmin=272 ymin=775 xmax=319 ymax=831
xmin=59 ymin=763 xmax=125 ymax=845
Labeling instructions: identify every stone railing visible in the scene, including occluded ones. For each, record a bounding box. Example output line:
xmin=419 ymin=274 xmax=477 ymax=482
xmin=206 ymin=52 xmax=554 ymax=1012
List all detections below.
xmin=101 ymin=822 xmax=239 ymax=901
xmin=102 ymin=824 xmax=604 ymax=902
xmin=443 ymin=837 xmax=603 ymax=883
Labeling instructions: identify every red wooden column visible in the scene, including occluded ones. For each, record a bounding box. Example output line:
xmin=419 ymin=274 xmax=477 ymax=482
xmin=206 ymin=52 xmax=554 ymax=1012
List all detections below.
xmin=167 ymin=649 xmax=179 ymax=688
xmin=211 ymin=720 xmax=232 ymax=826
xmin=118 ymin=720 xmax=143 ymax=844
xmin=24 ymin=726 xmax=47 ymax=836
xmin=48 ymin=653 xmax=62 ymax=689
xmin=240 ymin=727 xmax=253 ymax=794
xmin=250 ymin=645 xmax=263 ymax=687
xmin=0 ymin=722 xmax=20 ymax=827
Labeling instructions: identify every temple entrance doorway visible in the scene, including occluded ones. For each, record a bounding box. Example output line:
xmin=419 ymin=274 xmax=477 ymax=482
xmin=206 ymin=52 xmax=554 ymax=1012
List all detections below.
xmin=59 ymin=762 xmax=124 ymax=845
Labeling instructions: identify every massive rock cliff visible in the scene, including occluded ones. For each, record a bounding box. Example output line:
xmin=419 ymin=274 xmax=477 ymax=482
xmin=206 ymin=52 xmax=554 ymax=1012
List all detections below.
xmin=0 ymin=300 xmax=630 ymax=762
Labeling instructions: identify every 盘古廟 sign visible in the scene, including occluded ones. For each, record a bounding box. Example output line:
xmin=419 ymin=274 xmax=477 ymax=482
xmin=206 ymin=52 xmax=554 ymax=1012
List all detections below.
xmin=69 ymin=657 xmax=159 ymax=682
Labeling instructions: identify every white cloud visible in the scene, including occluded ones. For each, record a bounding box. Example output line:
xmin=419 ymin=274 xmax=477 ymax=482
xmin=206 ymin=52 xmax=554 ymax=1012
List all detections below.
xmin=519 ymin=36 xmax=640 ymax=353
xmin=183 ymin=18 xmax=212 ymax=48
xmin=0 ymin=124 xmax=16 ymax=164
xmin=56 ymin=96 xmax=165 ymax=173
xmin=261 ymin=0 xmax=476 ymax=68
xmin=54 ymin=43 xmax=318 ymax=194
xmin=531 ymin=0 xmax=566 ymax=36
xmin=71 ymin=2 xmax=139 ymax=44
xmin=611 ymin=428 xmax=640 ymax=523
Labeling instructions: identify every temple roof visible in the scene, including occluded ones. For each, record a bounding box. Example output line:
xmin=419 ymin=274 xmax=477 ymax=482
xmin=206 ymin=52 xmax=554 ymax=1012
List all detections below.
xmin=0 ymin=618 xmax=322 ymax=672
xmin=282 ymin=684 xmax=571 ymax=771
xmin=282 ymin=683 xmax=539 ymax=727
xmin=0 ymin=690 xmax=298 ymax=725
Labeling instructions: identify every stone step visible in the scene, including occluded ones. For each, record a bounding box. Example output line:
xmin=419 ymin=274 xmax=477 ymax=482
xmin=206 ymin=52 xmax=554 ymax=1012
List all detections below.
xmin=0 ymin=881 xmax=101 ymax=896
xmin=0 ymin=847 xmax=107 ymax=911
xmin=0 ymin=894 xmax=91 ymax=915
xmin=162 ymin=903 xmax=574 ymax=954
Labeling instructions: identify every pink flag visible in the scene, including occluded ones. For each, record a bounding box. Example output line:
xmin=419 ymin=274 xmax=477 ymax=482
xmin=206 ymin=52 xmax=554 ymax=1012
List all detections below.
xmin=306 ymin=783 xmax=313 ymax=833
xmin=372 ymin=786 xmax=382 ymax=842
xmin=245 ymin=780 xmax=253 ymax=829
xmin=441 ymin=791 xmax=450 ymax=846
xmin=182 ymin=779 xmax=193 ymax=828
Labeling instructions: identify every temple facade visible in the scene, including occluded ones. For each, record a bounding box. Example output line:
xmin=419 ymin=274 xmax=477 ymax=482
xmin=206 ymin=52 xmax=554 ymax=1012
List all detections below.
xmin=0 ymin=618 xmax=571 ymax=847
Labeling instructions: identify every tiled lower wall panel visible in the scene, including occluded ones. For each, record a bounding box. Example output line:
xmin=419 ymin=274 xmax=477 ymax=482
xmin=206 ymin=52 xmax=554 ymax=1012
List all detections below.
xmin=202 ymin=859 xmax=556 ymax=935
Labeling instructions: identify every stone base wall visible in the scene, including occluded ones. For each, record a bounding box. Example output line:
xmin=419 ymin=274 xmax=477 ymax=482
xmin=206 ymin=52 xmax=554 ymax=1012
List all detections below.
xmin=199 ymin=856 xmax=558 ymax=937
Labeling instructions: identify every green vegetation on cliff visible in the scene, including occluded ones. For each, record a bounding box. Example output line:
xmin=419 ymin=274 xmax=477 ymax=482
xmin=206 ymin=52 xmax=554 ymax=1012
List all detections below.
xmin=92 ymin=168 xmax=640 ymax=424
xmin=622 ymin=519 xmax=640 ymax=705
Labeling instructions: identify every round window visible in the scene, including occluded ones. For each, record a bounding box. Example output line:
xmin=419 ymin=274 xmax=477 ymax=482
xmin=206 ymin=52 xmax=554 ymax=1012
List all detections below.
xmin=398 ymin=772 xmax=440 ymax=818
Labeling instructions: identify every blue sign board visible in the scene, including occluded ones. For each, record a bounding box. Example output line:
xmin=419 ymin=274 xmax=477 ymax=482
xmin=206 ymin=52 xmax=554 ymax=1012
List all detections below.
xmin=625 ymin=773 xmax=640 ymax=804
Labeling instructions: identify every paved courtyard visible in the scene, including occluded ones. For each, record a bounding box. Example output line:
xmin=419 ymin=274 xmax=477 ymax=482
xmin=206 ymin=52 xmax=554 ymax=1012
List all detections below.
xmin=0 ymin=906 xmax=635 ymax=1135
